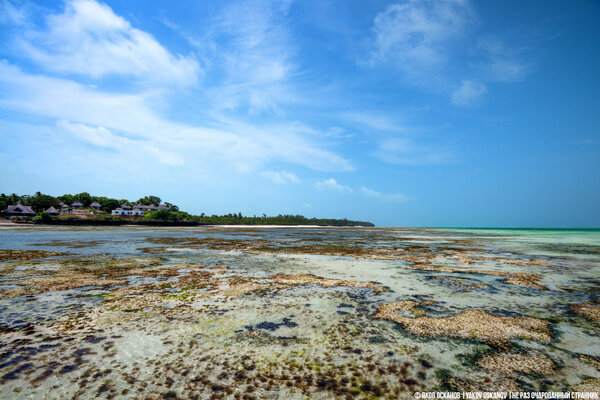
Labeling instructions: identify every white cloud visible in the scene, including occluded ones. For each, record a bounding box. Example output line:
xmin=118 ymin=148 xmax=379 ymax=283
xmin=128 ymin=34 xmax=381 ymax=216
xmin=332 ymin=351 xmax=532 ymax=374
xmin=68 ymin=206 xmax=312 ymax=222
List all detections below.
xmin=18 ymin=0 xmax=200 ymax=86
xmin=0 ymin=61 xmax=351 ymax=173
xmin=360 ymin=186 xmax=409 ymax=203
xmin=369 ymin=0 xmax=474 ymax=75
xmin=182 ymin=0 xmax=296 ymax=113
xmin=144 ymin=145 xmax=184 ymax=167
xmin=57 ymin=120 xmax=184 ymax=166
xmin=0 ymin=0 xmax=27 ymax=25
xmin=372 ymin=137 xmax=453 ymax=165
xmin=260 ymin=170 xmax=300 ymax=184
xmin=57 ymin=119 xmax=122 ymax=149
xmin=341 ymin=112 xmax=405 ymax=133
xmin=477 ymin=36 xmax=529 ymax=82
xmin=315 ymin=178 xmax=353 ymax=194
xmin=451 ymin=80 xmax=486 ymax=106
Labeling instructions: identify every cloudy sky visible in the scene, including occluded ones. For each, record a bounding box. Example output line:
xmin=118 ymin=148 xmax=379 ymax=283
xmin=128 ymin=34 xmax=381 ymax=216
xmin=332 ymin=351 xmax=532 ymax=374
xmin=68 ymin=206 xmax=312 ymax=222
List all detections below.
xmin=1 ymin=0 xmax=598 ymax=226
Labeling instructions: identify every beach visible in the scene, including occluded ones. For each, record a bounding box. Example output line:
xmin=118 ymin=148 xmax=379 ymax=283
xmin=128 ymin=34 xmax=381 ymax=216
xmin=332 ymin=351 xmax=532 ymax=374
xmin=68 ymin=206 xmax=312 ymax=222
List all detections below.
xmin=0 ymin=226 xmax=599 ymax=398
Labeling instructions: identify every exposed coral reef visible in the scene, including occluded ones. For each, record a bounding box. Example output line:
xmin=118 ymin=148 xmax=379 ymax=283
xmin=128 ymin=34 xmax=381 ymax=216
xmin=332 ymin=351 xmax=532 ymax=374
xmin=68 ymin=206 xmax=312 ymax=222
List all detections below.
xmin=0 ymin=249 xmax=68 ymax=262
xmin=269 ymin=273 xmax=388 ymax=294
xmin=571 ymin=302 xmax=600 ymax=322
xmin=373 ymin=302 xmax=552 ymax=344
xmin=477 ymin=351 xmax=557 ymax=375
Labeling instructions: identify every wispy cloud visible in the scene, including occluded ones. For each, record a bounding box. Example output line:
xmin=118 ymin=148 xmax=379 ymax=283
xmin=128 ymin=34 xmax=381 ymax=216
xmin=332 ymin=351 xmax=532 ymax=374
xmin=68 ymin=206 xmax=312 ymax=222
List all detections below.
xmin=367 ymin=0 xmax=531 ymax=106
xmin=0 ymin=0 xmax=357 ymax=177
xmin=476 ymin=36 xmax=530 ymax=82
xmin=313 ymin=180 xmax=410 ymax=202
xmin=0 ymin=60 xmax=351 ymax=173
xmin=260 ymin=170 xmax=300 ymax=184
xmin=372 ymin=137 xmax=453 ymax=165
xmin=57 ymin=119 xmax=123 ymax=150
xmin=57 ymin=120 xmax=184 ymax=166
xmin=451 ymin=80 xmax=486 ymax=107
xmin=17 ymin=0 xmax=200 ymax=86
xmin=0 ymin=0 xmax=27 ymax=25
xmin=168 ymin=0 xmax=297 ymax=113
xmin=359 ymin=186 xmax=409 ymax=203
xmin=340 ymin=112 xmax=405 ymax=133
xmin=369 ymin=0 xmax=475 ymax=77
xmin=315 ymin=178 xmax=353 ymax=194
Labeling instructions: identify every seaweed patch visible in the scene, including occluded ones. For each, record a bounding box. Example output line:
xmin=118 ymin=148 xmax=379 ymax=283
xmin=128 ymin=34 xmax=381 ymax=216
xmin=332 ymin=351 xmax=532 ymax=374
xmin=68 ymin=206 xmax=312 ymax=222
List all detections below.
xmin=373 ymin=302 xmax=552 ymax=345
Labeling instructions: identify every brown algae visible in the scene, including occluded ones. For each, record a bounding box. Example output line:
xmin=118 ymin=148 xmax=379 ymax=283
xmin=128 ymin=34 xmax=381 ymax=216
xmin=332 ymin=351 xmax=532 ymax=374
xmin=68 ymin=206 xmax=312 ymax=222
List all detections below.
xmin=571 ymin=302 xmax=600 ymax=322
xmin=269 ymin=273 xmax=388 ymax=294
xmin=477 ymin=351 xmax=557 ymax=375
xmin=0 ymin=249 xmax=69 ymax=262
xmin=373 ymin=302 xmax=552 ymax=344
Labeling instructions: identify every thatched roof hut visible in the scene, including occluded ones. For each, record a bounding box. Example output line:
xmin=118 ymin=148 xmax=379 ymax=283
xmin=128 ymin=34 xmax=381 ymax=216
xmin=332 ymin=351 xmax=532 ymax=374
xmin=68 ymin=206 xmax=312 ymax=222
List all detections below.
xmin=3 ymin=202 xmax=35 ymax=216
xmin=45 ymin=206 xmax=59 ymax=215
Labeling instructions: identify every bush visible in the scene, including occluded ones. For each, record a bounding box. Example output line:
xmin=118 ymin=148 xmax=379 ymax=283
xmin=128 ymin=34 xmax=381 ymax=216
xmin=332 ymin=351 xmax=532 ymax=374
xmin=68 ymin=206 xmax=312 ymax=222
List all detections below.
xmin=36 ymin=212 xmax=53 ymax=223
xmin=145 ymin=210 xmax=192 ymax=221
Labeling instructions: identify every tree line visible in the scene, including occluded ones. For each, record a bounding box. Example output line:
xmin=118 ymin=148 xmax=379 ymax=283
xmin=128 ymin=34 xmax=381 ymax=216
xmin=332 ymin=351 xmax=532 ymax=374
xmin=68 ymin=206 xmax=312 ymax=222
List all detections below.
xmin=144 ymin=211 xmax=374 ymax=227
xmin=1 ymin=192 xmax=374 ymax=227
xmin=0 ymin=192 xmax=170 ymax=213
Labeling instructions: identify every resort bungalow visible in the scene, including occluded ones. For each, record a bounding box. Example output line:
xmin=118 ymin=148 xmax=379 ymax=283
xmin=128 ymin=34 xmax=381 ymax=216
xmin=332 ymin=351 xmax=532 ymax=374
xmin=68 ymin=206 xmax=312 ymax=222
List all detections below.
xmin=134 ymin=203 xmax=159 ymax=213
xmin=121 ymin=203 xmax=132 ymax=210
xmin=158 ymin=204 xmax=170 ymax=210
xmin=58 ymin=201 xmax=70 ymax=213
xmin=2 ymin=202 xmax=36 ymax=217
xmin=89 ymin=201 xmax=101 ymax=210
xmin=45 ymin=206 xmax=59 ymax=216
xmin=112 ymin=207 xmax=143 ymax=216
xmin=71 ymin=201 xmax=83 ymax=209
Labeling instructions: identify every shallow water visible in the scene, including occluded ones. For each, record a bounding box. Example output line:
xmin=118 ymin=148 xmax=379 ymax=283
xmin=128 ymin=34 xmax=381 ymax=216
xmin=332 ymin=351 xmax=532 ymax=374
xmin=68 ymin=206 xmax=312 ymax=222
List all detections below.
xmin=0 ymin=226 xmax=599 ymax=399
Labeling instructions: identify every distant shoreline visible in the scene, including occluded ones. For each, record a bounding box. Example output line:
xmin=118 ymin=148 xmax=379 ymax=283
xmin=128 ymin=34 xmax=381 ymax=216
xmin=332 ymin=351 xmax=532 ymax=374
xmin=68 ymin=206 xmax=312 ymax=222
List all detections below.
xmin=0 ymin=219 xmax=373 ymax=228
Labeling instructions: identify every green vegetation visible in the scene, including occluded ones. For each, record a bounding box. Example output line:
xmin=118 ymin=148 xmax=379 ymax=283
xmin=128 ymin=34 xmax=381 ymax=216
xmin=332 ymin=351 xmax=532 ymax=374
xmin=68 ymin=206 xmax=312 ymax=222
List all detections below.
xmin=0 ymin=192 xmax=60 ymax=212
xmin=1 ymin=192 xmax=374 ymax=226
xmin=137 ymin=195 xmax=161 ymax=206
xmin=1 ymin=192 xmax=161 ymax=213
xmin=145 ymin=210 xmax=373 ymax=226
xmin=37 ymin=212 xmax=53 ymax=223
xmin=144 ymin=210 xmax=193 ymax=221
xmin=191 ymin=213 xmax=374 ymax=227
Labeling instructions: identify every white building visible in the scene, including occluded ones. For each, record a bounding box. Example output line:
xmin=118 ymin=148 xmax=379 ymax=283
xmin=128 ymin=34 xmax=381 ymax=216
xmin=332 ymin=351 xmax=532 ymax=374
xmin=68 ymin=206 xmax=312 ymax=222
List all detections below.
xmin=111 ymin=202 xmax=172 ymax=216
xmin=112 ymin=205 xmax=143 ymax=216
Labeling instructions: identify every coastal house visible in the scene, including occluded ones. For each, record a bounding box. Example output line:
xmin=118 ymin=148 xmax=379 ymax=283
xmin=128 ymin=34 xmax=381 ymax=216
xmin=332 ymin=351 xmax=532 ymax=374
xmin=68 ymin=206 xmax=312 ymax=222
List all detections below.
xmin=2 ymin=202 xmax=36 ymax=217
xmin=58 ymin=201 xmax=70 ymax=213
xmin=134 ymin=203 xmax=159 ymax=213
xmin=112 ymin=207 xmax=143 ymax=216
xmin=71 ymin=201 xmax=83 ymax=209
xmin=89 ymin=201 xmax=101 ymax=210
xmin=121 ymin=203 xmax=132 ymax=210
xmin=45 ymin=206 xmax=59 ymax=215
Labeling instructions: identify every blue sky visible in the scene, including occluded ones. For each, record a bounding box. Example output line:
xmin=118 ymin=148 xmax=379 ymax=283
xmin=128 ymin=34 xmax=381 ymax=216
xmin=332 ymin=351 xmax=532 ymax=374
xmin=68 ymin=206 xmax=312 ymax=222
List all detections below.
xmin=0 ymin=0 xmax=599 ymax=227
